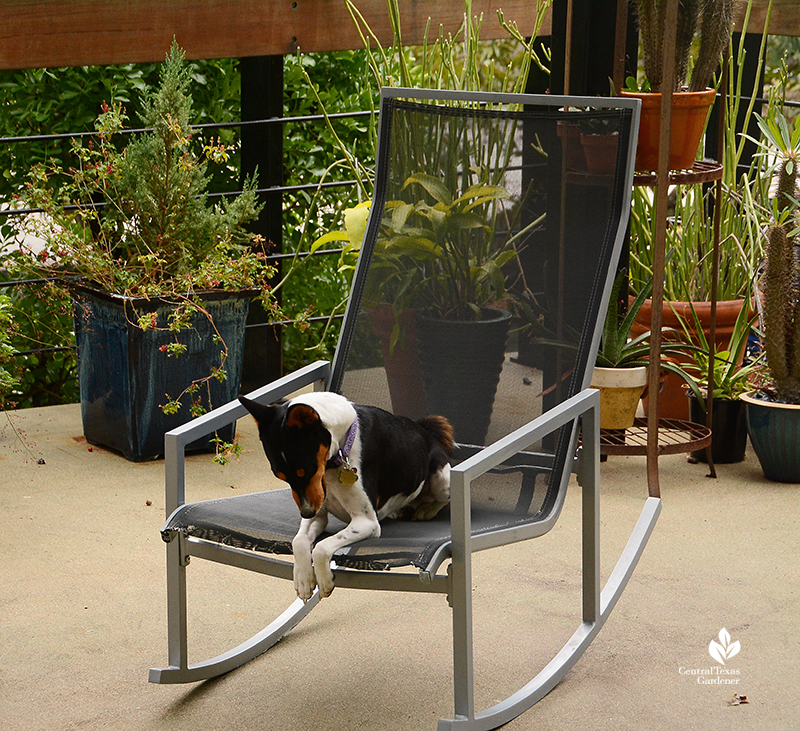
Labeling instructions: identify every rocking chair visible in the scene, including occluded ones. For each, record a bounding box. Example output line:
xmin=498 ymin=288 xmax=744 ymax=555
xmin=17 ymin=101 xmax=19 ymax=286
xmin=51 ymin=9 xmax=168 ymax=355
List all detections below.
xmin=149 ymin=88 xmax=656 ymax=731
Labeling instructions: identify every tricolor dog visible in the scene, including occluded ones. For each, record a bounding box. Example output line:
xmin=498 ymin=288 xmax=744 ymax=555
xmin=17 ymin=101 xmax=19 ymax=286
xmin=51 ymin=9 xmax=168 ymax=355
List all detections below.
xmin=239 ymin=392 xmax=453 ymax=601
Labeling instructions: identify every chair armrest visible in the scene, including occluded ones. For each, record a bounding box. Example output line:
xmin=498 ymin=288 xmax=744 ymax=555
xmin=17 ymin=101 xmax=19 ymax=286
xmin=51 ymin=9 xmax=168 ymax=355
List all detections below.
xmin=164 ymin=360 xmax=331 ymax=515
xmin=449 ymin=388 xmax=601 ymax=554
xmin=452 ymin=388 xmax=599 ymax=482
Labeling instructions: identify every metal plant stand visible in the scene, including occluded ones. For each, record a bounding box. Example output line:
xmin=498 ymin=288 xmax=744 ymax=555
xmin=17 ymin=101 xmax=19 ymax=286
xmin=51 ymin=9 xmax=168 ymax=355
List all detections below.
xmin=601 ymin=0 xmax=726 ymax=492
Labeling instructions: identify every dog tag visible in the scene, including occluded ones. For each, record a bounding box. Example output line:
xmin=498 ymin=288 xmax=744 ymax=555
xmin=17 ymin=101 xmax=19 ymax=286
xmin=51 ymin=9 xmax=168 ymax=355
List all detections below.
xmin=338 ymin=467 xmax=358 ymax=486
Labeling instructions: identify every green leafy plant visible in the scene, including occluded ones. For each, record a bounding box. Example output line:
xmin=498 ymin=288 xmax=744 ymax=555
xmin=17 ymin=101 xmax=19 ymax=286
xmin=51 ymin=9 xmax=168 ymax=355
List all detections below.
xmin=672 ymin=299 xmax=761 ymax=410
xmin=628 ymin=183 xmax=762 ymax=302
xmin=0 ymin=293 xmax=20 ymax=409
xmin=373 ymin=174 xmax=518 ymax=322
xmin=596 ymin=269 xmax=696 ymax=370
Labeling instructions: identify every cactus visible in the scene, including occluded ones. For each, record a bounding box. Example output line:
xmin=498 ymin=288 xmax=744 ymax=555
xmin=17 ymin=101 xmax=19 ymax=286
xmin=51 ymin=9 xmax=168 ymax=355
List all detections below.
xmin=690 ymin=0 xmax=736 ymax=92
xmin=675 ymin=0 xmax=701 ymax=92
xmin=755 ymin=109 xmax=800 ymax=402
xmin=632 ymin=0 xmax=735 ymax=93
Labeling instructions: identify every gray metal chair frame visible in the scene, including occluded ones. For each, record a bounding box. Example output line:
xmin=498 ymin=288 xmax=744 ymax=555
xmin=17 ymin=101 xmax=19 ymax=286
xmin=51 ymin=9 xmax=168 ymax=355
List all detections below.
xmin=149 ymin=88 xmax=658 ymax=731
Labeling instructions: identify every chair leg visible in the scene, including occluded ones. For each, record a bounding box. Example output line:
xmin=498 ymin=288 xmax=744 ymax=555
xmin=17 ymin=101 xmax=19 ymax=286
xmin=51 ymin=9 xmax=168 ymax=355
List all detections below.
xmin=438 ymin=492 xmax=661 ymax=730
xmin=149 ymin=536 xmax=321 ymax=684
xmin=447 ymin=467 xmax=475 ymax=724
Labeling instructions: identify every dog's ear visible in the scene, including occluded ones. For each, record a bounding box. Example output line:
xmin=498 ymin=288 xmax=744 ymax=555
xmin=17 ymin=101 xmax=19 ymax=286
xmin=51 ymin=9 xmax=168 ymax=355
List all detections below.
xmin=285 ymin=403 xmax=321 ymax=429
xmin=239 ymin=396 xmax=284 ymax=427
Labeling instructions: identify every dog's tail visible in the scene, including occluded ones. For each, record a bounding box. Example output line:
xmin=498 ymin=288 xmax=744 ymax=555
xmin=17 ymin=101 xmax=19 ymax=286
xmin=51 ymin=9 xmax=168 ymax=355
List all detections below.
xmin=418 ymin=414 xmax=454 ymax=455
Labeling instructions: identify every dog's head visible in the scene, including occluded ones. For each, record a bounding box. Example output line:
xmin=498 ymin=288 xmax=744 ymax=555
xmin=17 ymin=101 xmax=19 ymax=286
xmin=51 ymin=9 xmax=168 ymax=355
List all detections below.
xmin=239 ymin=396 xmax=332 ymax=519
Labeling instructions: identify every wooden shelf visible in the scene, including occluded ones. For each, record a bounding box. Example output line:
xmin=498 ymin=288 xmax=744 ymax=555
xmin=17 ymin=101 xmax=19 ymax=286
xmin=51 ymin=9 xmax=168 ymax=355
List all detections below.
xmin=600 ymin=418 xmax=712 ymax=456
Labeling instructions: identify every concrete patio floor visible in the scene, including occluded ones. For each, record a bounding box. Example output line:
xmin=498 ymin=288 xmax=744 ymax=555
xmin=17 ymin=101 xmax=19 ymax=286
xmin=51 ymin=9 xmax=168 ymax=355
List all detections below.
xmin=1 ymin=402 xmax=798 ymax=731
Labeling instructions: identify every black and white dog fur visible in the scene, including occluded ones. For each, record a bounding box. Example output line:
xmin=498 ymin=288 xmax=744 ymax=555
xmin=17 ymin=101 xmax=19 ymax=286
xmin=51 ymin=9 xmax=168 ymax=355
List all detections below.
xmin=239 ymin=392 xmax=453 ymax=601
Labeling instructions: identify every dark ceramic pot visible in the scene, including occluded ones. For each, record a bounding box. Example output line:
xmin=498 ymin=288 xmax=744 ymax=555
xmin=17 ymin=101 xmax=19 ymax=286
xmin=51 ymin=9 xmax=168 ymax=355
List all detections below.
xmin=687 ymin=392 xmax=747 ymax=464
xmin=742 ymin=392 xmax=800 ymax=482
xmin=71 ymin=284 xmax=251 ymax=461
xmin=414 ymin=308 xmax=511 ymax=446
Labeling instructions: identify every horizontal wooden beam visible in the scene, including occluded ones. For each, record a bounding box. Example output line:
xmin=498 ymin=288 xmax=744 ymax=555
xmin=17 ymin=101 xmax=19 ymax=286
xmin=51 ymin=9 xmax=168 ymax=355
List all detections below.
xmin=735 ymin=0 xmax=800 ymax=37
xmin=0 ymin=0 xmax=552 ymax=70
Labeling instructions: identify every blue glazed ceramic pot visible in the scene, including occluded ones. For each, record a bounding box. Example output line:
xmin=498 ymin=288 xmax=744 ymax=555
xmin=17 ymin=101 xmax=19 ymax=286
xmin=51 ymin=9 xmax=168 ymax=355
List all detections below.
xmin=741 ymin=392 xmax=800 ymax=482
xmin=71 ymin=283 xmax=252 ymax=461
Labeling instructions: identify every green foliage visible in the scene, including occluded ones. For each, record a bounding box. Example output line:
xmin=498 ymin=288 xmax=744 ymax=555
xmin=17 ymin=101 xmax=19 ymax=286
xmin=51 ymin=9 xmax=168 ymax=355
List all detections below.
xmin=0 ymin=292 xmax=20 ymax=408
xmin=17 ymin=42 xmax=269 ymax=297
xmin=279 ymin=50 xmax=376 ymax=365
xmin=0 ymin=57 xmax=241 ymax=200
xmin=0 ymin=269 xmax=78 ymax=409
xmin=672 ymin=300 xmax=760 ymax=409
xmin=373 ymin=176 xmax=516 ymax=322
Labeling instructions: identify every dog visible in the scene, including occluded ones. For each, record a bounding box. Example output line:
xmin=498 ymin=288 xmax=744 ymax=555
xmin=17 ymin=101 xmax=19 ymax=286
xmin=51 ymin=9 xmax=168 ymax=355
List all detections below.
xmin=239 ymin=392 xmax=453 ymax=601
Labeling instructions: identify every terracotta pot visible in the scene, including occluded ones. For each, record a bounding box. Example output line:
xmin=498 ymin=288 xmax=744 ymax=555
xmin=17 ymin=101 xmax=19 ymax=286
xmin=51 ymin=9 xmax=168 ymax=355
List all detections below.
xmin=620 ymin=88 xmax=716 ymax=172
xmin=590 ymin=366 xmax=648 ymax=430
xmin=368 ymin=304 xmax=428 ymax=420
xmin=632 ymin=298 xmax=748 ymax=420
xmin=557 ymin=120 xmax=587 ymax=171
xmin=580 ymin=132 xmax=619 ymax=176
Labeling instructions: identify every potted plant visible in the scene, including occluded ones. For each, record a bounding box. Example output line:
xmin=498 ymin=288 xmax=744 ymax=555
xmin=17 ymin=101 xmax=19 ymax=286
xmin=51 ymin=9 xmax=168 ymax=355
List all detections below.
xmin=676 ymin=301 xmax=760 ymax=464
xmin=627 ymin=17 xmax=772 ymax=418
xmin=630 ymin=184 xmax=759 ymax=418
xmin=591 ymin=270 xmax=697 ymax=429
xmin=375 ymin=173 xmax=521 ymax=444
xmin=579 ymin=117 xmax=620 ymax=177
xmin=16 ymin=42 xmax=281 ymax=461
xmin=740 ymin=103 xmax=800 ymax=482
xmin=621 ymin=0 xmax=736 ymax=171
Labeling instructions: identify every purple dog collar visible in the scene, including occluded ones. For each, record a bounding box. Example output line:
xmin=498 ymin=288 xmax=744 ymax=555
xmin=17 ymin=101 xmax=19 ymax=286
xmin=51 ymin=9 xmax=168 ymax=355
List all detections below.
xmin=327 ymin=412 xmax=358 ymax=468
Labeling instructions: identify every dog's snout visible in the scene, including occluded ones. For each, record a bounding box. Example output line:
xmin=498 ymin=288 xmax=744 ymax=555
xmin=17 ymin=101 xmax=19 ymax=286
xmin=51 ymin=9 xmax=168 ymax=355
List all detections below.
xmin=291 ymin=490 xmax=319 ymax=520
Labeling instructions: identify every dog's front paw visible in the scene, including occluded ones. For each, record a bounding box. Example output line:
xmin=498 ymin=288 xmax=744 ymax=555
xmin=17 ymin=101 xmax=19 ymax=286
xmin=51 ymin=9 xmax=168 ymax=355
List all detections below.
xmin=314 ymin=561 xmax=335 ymax=598
xmin=294 ymin=564 xmax=317 ymax=603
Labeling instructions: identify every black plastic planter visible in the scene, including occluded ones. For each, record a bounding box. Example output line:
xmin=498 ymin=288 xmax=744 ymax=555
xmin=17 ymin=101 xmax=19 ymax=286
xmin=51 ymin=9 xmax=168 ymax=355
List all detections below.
xmin=688 ymin=392 xmax=747 ymax=464
xmin=415 ymin=308 xmax=511 ymax=446
xmin=71 ymin=284 xmax=251 ymax=461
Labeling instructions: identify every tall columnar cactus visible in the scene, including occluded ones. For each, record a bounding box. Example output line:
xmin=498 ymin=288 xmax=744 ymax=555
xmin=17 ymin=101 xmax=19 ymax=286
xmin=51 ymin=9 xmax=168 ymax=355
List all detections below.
xmin=757 ymin=109 xmax=800 ymax=402
xmin=632 ymin=0 xmax=735 ymax=92
xmin=690 ymin=0 xmax=736 ymax=92
xmin=674 ymin=0 xmax=701 ymax=92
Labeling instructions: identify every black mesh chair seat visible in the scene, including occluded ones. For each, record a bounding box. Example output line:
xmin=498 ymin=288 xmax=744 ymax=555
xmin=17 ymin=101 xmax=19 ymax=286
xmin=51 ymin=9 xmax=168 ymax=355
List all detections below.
xmin=162 ymin=476 xmax=550 ymax=572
